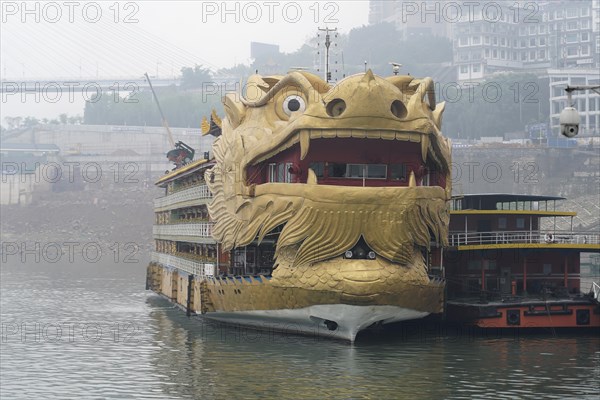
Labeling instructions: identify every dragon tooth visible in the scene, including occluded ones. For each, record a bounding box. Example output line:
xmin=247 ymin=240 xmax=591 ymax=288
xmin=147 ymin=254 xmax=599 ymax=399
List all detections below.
xmin=300 ymin=130 xmax=310 ymax=160
xmin=421 ymin=134 xmax=429 ymax=163
xmin=381 ymin=131 xmax=395 ymax=140
xmin=367 ymin=130 xmax=381 ymax=139
xmin=323 ymin=130 xmax=336 ymax=138
xmin=307 ymin=168 xmax=317 ymax=185
xmin=409 ymin=171 xmax=416 ymax=187
xmin=396 ymin=132 xmax=409 ymax=141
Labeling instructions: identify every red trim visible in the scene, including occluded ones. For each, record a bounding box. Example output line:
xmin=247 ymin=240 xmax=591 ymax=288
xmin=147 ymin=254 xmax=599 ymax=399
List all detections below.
xmin=472 ymin=304 xmax=600 ymax=328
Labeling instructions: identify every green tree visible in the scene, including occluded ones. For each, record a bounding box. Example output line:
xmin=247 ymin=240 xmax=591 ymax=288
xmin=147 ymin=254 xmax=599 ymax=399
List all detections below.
xmin=83 ymin=86 xmax=221 ymax=128
xmin=442 ymin=73 xmax=550 ymax=139
xmin=22 ymin=116 xmax=40 ymax=127
xmin=180 ymin=65 xmax=212 ymax=90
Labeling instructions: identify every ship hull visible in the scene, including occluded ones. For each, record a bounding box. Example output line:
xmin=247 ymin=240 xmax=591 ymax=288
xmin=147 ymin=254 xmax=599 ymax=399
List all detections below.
xmin=203 ymin=305 xmax=429 ymax=342
xmin=446 ymin=299 xmax=600 ymax=329
xmin=146 ymin=262 xmax=444 ymax=342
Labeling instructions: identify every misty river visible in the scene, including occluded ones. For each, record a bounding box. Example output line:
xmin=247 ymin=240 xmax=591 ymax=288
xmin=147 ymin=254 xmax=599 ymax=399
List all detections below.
xmin=1 ymin=257 xmax=598 ymax=400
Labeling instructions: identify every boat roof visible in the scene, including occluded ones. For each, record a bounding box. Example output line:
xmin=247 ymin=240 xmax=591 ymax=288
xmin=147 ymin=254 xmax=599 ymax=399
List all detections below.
xmin=155 ymin=158 xmax=213 ymax=186
xmin=452 ymin=193 xmax=566 ymax=202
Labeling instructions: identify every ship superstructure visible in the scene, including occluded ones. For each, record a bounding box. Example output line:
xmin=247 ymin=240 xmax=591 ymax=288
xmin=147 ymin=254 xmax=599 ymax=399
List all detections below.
xmin=445 ymin=194 xmax=600 ymax=328
xmin=147 ymin=70 xmax=452 ymax=341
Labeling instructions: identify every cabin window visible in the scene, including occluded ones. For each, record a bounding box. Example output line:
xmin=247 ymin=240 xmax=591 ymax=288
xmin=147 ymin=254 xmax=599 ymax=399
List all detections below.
xmin=498 ymin=217 xmax=507 ymax=229
xmin=277 ymin=164 xmax=286 ymax=182
xmin=331 ymin=163 xmax=388 ymax=179
xmin=468 ymin=260 xmax=481 ymax=270
xmin=516 ymin=217 xmax=525 ymax=229
xmin=285 ymin=163 xmax=293 ymax=183
xmin=367 ymin=164 xmax=387 ymax=179
xmin=268 ymin=163 xmax=292 ymax=183
xmin=328 ymin=163 xmax=347 ymax=177
xmin=309 ymin=162 xmax=324 ymax=177
xmin=268 ymin=163 xmax=277 ymax=182
xmin=390 ymin=164 xmax=407 ymax=181
xmin=347 ymin=164 xmax=365 ymax=178
xmin=543 ymin=264 xmax=552 ymax=275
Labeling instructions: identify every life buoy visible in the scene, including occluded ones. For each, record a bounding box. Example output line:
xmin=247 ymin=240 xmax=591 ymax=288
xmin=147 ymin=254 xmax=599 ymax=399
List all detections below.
xmin=506 ymin=309 xmax=520 ymax=325
xmin=544 ymin=233 xmax=554 ymax=243
xmin=576 ymin=309 xmax=590 ymax=325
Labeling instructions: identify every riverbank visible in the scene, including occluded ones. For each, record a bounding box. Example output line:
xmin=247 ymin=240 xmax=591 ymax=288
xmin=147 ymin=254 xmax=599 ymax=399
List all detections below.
xmin=0 ymin=181 xmax=159 ymax=249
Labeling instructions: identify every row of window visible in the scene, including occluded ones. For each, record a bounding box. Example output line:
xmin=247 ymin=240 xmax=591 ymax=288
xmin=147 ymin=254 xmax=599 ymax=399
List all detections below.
xmin=314 ymin=163 xmax=391 ymax=180
xmin=552 ymin=97 xmax=600 ymax=113
xmin=458 ymin=44 xmax=592 ymax=67
xmin=266 ymin=162 xmax=412 ymax=182
xmin=548 ymin=7 xmax=590 ymax=20
xmin=459 ymin=30 xmax=592 ymax=48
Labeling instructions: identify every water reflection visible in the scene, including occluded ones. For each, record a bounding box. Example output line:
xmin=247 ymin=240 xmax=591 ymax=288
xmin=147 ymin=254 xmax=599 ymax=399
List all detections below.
xmin=147 ymin=295 xmax=599 ymax=400
xmin=1 ymin=260 xmax=598 ymax=399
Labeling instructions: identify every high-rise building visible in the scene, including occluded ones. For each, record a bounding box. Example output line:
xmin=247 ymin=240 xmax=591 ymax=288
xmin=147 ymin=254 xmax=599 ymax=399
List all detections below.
xmin=369 ymin=0 xmax=451 ymax=39
xmin=368 ymin=0 xmax=399 ymax=25
xmin=369 ymin=0 xmax=600 ymax=81
xmin=451 ymin=0 xmax=598 ymax=81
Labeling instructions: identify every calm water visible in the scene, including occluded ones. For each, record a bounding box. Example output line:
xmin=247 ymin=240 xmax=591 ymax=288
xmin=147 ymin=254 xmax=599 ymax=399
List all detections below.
xmin=1 ymin=258 xmax=599 ymax=400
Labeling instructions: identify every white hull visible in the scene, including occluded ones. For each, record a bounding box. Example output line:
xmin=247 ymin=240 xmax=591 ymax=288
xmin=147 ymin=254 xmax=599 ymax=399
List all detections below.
xmin=202 ymin=304 xmax=429 ymax=342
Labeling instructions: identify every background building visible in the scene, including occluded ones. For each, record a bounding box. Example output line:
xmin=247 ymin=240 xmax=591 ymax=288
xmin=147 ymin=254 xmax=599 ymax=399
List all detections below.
xmin=369 ymin=0 xmax=600 ymax=81
xmin=548 ymin=69 xmax=600 ymax=137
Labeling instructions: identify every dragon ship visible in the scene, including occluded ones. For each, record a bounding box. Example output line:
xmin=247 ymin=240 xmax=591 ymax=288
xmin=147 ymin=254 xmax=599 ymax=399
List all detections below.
xmin=146 ymin=70 xmax=452 ymax=341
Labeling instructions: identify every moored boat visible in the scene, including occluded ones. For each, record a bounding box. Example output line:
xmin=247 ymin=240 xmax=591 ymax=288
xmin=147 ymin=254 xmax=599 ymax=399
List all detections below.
xmin=146 ymin=69 xmax=452 ymax=342
xmin=444 ymin=194 xmax=600 ymax=329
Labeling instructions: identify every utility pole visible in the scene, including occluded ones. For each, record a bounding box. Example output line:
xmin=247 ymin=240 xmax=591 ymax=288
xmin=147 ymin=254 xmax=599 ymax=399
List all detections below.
xmin=318 ymin=27 xmax=337 ymax=83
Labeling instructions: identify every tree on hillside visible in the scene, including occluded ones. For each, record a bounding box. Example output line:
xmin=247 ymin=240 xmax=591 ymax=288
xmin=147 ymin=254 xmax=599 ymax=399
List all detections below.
xmin=442 ymin=73 xmax=550 ymax=139
xmin=83 ymin=87 xmax=221 ymax=128
xmin=180 ymin=65 xmax=212 ymax=89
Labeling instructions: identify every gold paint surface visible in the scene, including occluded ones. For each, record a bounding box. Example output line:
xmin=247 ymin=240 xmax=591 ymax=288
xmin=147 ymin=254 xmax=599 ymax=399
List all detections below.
xmin=199 ymin=71 xmax=452 ymax=314
xmin=206 ymin=71 xmax=451 ymax=266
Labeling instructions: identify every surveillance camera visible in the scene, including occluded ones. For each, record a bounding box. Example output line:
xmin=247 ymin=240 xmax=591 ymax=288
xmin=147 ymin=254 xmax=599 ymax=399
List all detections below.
xmin=559 ymin=107 xmax=580 ymax=138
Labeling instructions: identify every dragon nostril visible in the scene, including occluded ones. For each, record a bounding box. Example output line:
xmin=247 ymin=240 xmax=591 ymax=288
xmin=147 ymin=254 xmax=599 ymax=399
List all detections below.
xmin=391 ymin=100 xmax=407 ymax=119
xmin=326 ymin=99 xmax=346 ymax=117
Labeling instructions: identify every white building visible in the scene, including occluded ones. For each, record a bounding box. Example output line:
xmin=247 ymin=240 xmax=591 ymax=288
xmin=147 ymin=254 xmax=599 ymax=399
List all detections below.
xmin=548 ymin=69 xmax=600 ymax=137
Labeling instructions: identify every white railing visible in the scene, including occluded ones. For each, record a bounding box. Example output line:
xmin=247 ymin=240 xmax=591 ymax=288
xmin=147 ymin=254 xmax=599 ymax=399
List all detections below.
xmin=449 ymin=230 xmax=600 ymax=246
xmin=151 ymin=252 xmax=214 ymax=277
xmin=154 ymin=184 xmax=212 ymax=209
xmin=153 ymin=223 xmax=214 ymax=239
xmin=592 ymin=282 xmax=600 ymax=302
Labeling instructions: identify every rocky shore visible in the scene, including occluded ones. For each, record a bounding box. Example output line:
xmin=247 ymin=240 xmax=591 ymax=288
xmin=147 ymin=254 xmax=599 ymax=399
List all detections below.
xmin=0 ymin=180 xmax=160 ymax=251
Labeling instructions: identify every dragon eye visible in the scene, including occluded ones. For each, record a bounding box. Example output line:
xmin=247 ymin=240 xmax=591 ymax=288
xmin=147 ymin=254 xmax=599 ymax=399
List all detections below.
xmin=283 ymin=95 xmax=306 ymax=116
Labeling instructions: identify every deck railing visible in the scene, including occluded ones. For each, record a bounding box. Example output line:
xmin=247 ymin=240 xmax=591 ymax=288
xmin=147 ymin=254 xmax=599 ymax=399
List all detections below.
xmin=154 ymin=185 xmax=212 ymax=209
xmin=151 ymin=251 xmax=214 ymax=277
xmin=449 ymin=230 xmax=600 ymax=246
xmin=592 ymin=282 xmax=600 ymax=302
xmin=153 ymin=223 xmax=214 ymax=239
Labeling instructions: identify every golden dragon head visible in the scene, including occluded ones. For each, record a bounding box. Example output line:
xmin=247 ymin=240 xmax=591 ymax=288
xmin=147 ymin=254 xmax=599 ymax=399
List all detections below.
xmin=206 ymin=70 xmax=451 ymax=279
